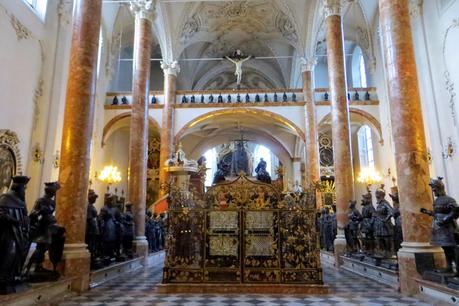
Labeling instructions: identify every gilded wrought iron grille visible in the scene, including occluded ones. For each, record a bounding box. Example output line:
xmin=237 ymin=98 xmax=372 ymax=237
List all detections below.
xmin=163 ymin=174 xmax=323 ymax=284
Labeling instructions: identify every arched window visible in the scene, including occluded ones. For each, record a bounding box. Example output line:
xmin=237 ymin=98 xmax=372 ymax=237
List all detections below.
xmin=351 ymin=46 xmax=368 ymax=88
xmin=357 ymin=125 xmax=374 ymax=169
xmin=23 ymin=0 xmax=47 ymax=20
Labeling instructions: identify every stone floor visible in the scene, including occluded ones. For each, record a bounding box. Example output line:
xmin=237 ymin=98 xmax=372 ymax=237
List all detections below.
xmin=54 ymin=264 xmax=435 ymax=306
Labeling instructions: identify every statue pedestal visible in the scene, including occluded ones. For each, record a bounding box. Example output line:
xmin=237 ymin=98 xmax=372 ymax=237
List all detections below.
xmin=57 ymin=243 xmax=90 ymax=292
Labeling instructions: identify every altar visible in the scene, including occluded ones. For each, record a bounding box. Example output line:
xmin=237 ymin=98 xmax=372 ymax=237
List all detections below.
xmin=160 ymin=173 xmax=327 ymax=293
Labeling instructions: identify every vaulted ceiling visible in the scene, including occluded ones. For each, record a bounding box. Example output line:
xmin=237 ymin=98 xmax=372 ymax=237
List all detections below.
xmin=101 ymin=0 xmax=380 ymax=90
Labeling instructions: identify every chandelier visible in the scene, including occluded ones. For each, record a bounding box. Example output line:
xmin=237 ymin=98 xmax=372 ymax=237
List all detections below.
xmin=357 ymin=166 xmax=382 ymax=186
xmin=98 ymin=165 xmax=122 ymax=185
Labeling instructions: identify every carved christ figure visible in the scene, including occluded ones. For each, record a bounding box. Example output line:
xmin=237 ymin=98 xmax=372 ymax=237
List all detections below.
xmin=225 ymin=50 xmax=251 ymax=86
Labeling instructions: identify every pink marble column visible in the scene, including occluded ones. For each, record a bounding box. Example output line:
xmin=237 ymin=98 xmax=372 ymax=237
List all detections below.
xmin=379 ymin=0 xmax=443 ymax=295
xmin=56 ymin=0 xmax=102 ymax=292
xmin=159 ymin=61 xmax=180 ymax=196
xmin=127 ymin=0 xmax=154 ymax=258
xmin=324 ymin=0 xmax=354 ymax=265
xmin=301 ymin=57 xmax=322 ymax=209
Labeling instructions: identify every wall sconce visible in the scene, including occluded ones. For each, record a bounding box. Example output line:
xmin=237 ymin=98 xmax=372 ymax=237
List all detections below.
xmin=32 ymin=143 xmax=44 ymax=164
xmin=442 ymin=138 xmax=455 ymax=159
xmin=53 ymin=151 xmax=60 ymax=169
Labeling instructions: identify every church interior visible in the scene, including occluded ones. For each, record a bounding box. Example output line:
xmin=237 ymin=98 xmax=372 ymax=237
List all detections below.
xmin=1 ymin=0 xmax=459 ymax=305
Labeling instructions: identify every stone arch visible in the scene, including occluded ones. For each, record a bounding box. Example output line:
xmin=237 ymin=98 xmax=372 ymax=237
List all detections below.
xmin=102 ymin=112 xmax=160 ymax=147
xmin=318 ymin=108 xmax=383 ymax=144
xmin=175 ymin=108 xmax=306 ymax=143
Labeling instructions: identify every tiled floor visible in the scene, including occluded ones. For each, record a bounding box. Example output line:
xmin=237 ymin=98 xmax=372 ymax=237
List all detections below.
xmin=55 ymin=264 xmax=434 ymax=306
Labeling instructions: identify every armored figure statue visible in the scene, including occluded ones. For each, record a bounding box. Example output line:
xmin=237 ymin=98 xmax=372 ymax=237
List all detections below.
xmin=345 ymin=200 xmax=362 ymax=253
xmin=86 ymin=189 xmax=99 ymax=268
xmin=421 ymin=177 xmax=459 ymax=274
xmin=159 ymin=213 xmax=166 ymax=250
xmin=26 ymin=182 xmax=65 ymax=282
xmin=213 ymin=161 xmax=227 ymax=185
xmin=389 ymin=186 xmax=403 ymax=253
xmin=0 ymin=176 xmax=30 ymax=294
xmin=122 ymin=203 xmax=135 ymax=259
xmin=255 ymin=158 xmax=271 ymax=184
xmin=360 ymin=189 xmax=375 ymax=254
xmin=113 ymin=198 xmax=125 ymax=261
xmin=99 ymin=194 xmax=117 ymax=265
xmin=145 ymin=211 xmax=157 ymax=252
xmin=373 ymin=186 xmax=394 ymax=258
xmin=321 ymin=207 xmax=334 ymax=251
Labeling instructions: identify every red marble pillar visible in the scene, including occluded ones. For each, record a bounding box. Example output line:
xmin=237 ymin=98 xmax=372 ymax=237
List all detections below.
xmin=324 ymin=0 xmax=354 ymax=265
xmin=379 ymin=0 xmax=443 ymax=295
xmin=56 ymin=0 xmax=101 ymax=292
xmin=127 ymin=0 xmax=154 ymax=259
xmin=301 ymin=57 xmax=322 ymax=209
xmin=159 ymin=61 xmax=180 ymax=196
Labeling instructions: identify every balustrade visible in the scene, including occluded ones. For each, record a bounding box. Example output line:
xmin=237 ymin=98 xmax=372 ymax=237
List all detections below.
xmin=104 ymin=87 xmax=378 ymax=107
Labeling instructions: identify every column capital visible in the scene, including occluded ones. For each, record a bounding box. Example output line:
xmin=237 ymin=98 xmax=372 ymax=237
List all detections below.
xmin=323 ymin=0 xmax=342 ymax=18
xmin=130 ymin=0 xmax=156 ymax=22
xmin=300 ymin=56 xmax=318 ymax=72
xmin=161 ymin=60 xmax=180 ymax=76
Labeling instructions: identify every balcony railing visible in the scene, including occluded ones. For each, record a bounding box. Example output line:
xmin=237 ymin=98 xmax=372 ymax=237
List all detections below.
xmin=105 ymin=87 xmax=378 ymax=107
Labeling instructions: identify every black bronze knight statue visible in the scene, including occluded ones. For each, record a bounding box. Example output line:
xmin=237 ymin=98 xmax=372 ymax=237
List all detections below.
xmin=421 ymin=177 xmax=459 ymax=275
xmin=25 ymin=182 xmax=65 ymax=282
xmin=0 ymin=176 xmax=30 ymax=294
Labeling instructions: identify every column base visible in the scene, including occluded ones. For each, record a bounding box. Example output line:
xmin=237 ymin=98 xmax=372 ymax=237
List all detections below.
xmin=58 ymin=243 xmax=90 ymax=293
xmin=133 ymin=236 xmax=149 ymax=265
xmin=398 ymin=242 xmax=445 ymax=295
xmin=333 ymin=235 xmax=347 ymax=267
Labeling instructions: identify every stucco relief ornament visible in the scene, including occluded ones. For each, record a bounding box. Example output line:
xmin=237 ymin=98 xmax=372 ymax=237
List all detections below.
xmin=57 ymin=0 xmax=72 ymax=26
xmin=300 ymin=57 xmax=318 ymax=73
xmin=275 ymin=12 xmax=298 ymax=43
xmin=181 ymin=14 xmax=201 ymax=42
xmin=409 ymin=0 xmax=423 ymax=19
xmin=323 ymin=0 xmax=342 ymax=18
xmin=161 ymin=61 xmax=180 ymax=77
xmin=10 ymin=15 xmax=31 ymax=41
xmin=130 ymin=0 xmax=156 ymax=22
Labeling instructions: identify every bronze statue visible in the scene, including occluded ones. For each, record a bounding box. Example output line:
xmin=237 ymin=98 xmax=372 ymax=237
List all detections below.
xmin=231 ymin=141 xmax=250 ymax=176
xmin=255 ymin=158 xmax=271 ymax=184
xmin=122 ymin=203 xmax=135 ymax=259
xmin=421 ymin=177 xmax=459 ymax=274
xmin=99 ymin=194 xmax=117 ymax=265
xmin=373 ymin=186 xmax=394 ymax=258
xmin=0 ymin=176 xmax=30 ymax=294
xmin=389 ymin=186 xmax=403 ymax=253
xmin=86 ymin=189 xmax=100 ymax=268
xmin=345 ymin=200 xmax=362 ymax=253
xmin=320 ymin=207 xmax=334 ymax=251
xmin=145 ymin=211 xmax=157 ymax=252
xmin=213 ymin=161 xmax=227 ymax=185
xmin=360 ymin=189 xmax=375 ymax=254
xmin=26 ymin=182 xmax=65 ymax=282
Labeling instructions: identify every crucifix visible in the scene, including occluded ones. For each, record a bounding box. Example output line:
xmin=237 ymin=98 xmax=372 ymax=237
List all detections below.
xmin=225 ymin=49 xmax=252 ymax=89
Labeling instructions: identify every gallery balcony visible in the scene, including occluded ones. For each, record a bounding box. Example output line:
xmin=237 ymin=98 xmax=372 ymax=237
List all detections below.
xmin=104 ymin=87 xmax=379 ymax=110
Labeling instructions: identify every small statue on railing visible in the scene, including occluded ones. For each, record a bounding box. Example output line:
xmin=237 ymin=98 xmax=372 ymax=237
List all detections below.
xmin=345 ymin=200 xmax=362 ymax=253
xmin=218 ymin=94 xmax=223 ymax=103
xmin=255 ymin=158 xmax=271 ymax=184
xmin=26 ymin=182 xmax=65 ymax=282
xmin=181 ymin=96 xmax=188 ymax=104
xmin=121 ymin=96 xmax=128 ymax=104
xmin=421 ymin=177 xmax=459 ymax=275
xmin=0 ymin=176 xmax=30 ymax=294
xmin=373 ymin=185 xmax=394 ymax=258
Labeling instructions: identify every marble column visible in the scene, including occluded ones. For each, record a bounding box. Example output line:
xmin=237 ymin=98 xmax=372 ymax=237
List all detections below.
xmin=56 ymin=0 xmax=101 ymax=292
xmin=159 ymin=61 xmax=180 ymax=196
xmin=301 ymin=57 xmax=322 ymax=208
xmin=127 ymin=0 xmax=154 ymax=260
xmin=324 ymin=0 xmax=354 ymax=265
xmin=379 ymin=0 xmax=443 ymax=295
